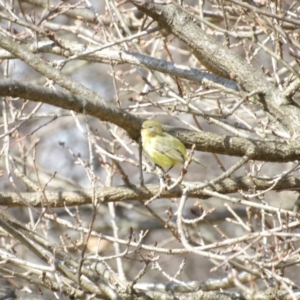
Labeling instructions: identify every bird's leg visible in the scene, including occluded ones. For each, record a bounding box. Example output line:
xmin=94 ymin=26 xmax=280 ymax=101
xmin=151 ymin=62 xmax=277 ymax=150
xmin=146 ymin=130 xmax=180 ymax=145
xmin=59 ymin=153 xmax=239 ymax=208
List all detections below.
xmin=165 ymin=165 xmax=174 ymax=173
xmin=155 ymin=164 xmax=165 ymax=173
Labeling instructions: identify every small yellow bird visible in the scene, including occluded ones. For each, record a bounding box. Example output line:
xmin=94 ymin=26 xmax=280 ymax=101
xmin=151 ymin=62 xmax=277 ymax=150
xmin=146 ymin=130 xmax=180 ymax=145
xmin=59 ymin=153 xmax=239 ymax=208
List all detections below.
xmin=141 ymin=120 xmax=206 ymax=172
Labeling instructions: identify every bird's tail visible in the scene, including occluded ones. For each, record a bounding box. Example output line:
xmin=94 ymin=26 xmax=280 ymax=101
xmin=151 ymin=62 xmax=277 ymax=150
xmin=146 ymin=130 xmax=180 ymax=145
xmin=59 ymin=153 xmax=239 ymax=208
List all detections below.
xmin=192 ymin=157 xmax=207 ymax=168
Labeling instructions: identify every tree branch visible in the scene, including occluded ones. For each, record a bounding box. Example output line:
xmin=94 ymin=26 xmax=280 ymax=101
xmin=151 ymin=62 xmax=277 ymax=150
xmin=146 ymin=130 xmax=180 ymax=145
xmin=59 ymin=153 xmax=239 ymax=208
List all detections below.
xmin=130 ymin=0 xmax=300 ymax=137
xmin=2 ymin=80 xmax=300 ymax=161
xmin=0 ymin=175 xmax=299 ymax=207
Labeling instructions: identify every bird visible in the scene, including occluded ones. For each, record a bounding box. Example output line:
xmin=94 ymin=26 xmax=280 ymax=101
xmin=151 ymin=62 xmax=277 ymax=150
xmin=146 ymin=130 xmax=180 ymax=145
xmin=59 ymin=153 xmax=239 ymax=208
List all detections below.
xmin=141 ymin=119 xmax=206 ymax=172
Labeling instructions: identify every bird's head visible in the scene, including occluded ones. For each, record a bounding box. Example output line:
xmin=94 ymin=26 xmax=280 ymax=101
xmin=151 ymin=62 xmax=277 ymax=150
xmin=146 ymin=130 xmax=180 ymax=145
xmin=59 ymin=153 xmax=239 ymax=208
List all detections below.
xmin=141 ymin=120 xmax=163 ymax=137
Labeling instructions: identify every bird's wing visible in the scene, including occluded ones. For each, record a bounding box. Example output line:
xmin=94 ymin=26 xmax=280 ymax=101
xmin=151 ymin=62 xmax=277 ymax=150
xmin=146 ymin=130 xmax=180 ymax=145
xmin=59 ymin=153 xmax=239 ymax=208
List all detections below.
xmin=153 ymin=135 xmax=185 ymax=163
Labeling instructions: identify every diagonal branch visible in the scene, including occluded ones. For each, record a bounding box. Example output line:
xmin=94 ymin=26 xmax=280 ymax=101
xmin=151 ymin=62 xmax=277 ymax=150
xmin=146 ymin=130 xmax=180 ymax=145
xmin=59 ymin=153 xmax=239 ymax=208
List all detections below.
xmin=130 ymin=0 xmax=300 ymax=137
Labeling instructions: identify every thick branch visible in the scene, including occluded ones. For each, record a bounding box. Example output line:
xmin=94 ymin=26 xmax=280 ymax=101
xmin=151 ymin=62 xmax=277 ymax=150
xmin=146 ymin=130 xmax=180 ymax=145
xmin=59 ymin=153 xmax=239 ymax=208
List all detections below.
xmin=0 ymin=79 xmax=140 ymax=139
xmin=0 ymin=175 xmax=299 ymax=207
xmin=2 ymin=80 xmax=300 ymax=161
